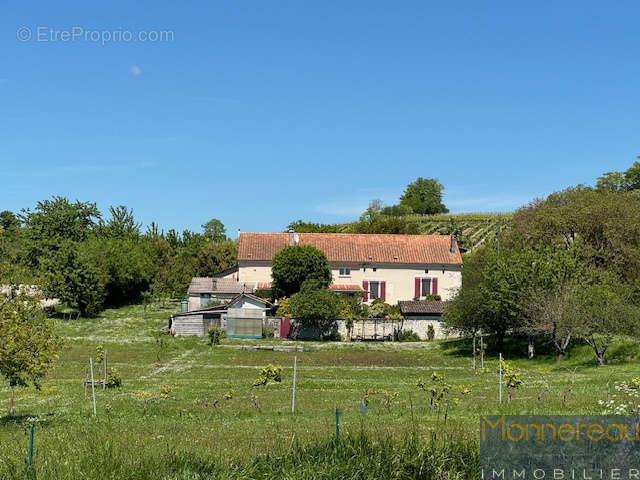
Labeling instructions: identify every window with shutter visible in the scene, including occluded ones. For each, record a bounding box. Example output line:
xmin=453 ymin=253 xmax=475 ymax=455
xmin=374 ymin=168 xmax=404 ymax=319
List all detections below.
xmin=421 ymin=278 xmax=431 ymax=297
xmin=369 ymin=281 xmax=380 ymax=300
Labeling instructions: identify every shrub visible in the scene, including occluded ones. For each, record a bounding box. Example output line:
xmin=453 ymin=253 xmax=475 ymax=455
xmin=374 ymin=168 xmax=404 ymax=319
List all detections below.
xmin=262 ymin=325 xmax=275 ymax=339
xmin=254 ymin=288 xmax=273 ymax=301
xmin=253 ymin=365 xmax=282 ymax=387
xmin=427 ymin=324 xmax=435 ymax=341
xmin=95 ymin=343 xmax=104 ymax=363
xmin=107 ymin=367 xmax=122 ymax=388
xmin=208 ymin=325 xmax=225 ymax=346
xmin=396 ymin=329 xmax=421 ymax=342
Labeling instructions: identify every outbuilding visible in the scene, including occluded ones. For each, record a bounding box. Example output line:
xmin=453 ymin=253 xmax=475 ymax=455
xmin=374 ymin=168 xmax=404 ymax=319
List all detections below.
xmin=398 ymin=300 xmax=451 ymax=339
xmin=169 ymin=293 xmax=273 ymax=338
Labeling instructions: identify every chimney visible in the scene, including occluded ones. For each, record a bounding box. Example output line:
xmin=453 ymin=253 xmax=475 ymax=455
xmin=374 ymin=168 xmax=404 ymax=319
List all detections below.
xmin=289 ymin=229 xmax=295 ymax=246
xmin=450 ymin=235 xmax=457 ymax=255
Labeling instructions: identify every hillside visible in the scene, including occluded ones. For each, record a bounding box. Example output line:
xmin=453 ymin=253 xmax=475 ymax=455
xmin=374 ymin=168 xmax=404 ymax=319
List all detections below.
xmin=409 ymin=212 xmax=513 ymax=251
xmin=294 ymin=213 xmax=513 ymax=252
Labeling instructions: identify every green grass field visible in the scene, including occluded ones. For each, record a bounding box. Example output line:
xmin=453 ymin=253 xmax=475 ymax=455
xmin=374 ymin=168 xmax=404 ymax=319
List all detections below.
xmin=0 ymin=302 xmax=636 ymax=479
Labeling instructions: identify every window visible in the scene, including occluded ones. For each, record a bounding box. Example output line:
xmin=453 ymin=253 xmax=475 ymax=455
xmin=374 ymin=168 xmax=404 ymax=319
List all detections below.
xmin=372 ymin=267 xmax=377 ymax=272
xmin=339 ymin=267 xmax=351 ymax=276
xmin=200 ymin=294 xmax=211 ymax=307
xmin=421 ymin=278 xmax=432 ymax=297
xmin=369 ymin=281 xmax=380 ymax=300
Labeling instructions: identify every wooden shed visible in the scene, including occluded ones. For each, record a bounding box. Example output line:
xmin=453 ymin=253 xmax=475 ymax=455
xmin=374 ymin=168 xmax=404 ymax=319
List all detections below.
xmin=169 ymin=305 xmax=225 ymax=336
xmin=169 ymin=293 xmax=273 ymax=338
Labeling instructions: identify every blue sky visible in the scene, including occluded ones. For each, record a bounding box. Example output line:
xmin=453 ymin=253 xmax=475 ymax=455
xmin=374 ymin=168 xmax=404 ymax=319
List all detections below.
xmin=1 ymin=1 xmax=639 ymax=237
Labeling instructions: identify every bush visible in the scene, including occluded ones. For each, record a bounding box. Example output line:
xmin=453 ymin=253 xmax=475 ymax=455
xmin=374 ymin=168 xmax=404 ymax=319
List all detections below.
xmin=262 ymin=325 xmax=275 ymax=339
xmin=253 ymin=365 xmax=282 ymax=386
xmin=254 ymin=288 xmax=273 ymax=301
xmin=427 ymin=324 xmax=435 ymax=341
xmin=208 ymin=325 xmax=225 ymax=346
xmin=107 ymin=367 xmax=122 ymax=388
xmin=396 ymin=329 xmax=421 ymax=342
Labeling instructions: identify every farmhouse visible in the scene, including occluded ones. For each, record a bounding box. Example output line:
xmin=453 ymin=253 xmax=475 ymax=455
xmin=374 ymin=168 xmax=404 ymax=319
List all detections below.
xmin=217 ymin=231 xmax=463 ymax=305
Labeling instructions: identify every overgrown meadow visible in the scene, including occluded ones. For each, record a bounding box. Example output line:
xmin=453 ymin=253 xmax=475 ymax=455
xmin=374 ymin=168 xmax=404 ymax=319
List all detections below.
xmin=0 ymin=302 xmax=638 ymax=479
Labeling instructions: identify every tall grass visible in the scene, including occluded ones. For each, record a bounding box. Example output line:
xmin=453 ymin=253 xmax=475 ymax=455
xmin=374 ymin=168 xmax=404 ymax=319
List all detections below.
xmin=1 ymin=428 xmax=478 ymax=479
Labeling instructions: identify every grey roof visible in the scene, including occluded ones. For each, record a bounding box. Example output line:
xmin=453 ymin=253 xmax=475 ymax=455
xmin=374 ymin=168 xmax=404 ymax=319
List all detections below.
xmin=171 ymin=293 xmax=272 ymax=318
xmin=188 ymin=277 xmax=254 ymax=295
xmin=398 ymin=301 xmax=447 ymax=315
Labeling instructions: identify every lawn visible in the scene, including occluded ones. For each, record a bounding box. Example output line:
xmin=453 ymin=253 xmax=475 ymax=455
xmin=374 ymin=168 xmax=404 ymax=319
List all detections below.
xmin=0 ymin=302 xmax=636 ymax=479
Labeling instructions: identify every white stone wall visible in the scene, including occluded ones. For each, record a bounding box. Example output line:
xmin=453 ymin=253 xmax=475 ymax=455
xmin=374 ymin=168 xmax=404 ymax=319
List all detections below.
xmin=334 ymin=318 xmax=454 ymax=340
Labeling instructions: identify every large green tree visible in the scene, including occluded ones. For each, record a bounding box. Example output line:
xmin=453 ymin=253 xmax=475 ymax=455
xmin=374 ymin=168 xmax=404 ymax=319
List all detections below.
xmin=43 ymin=241 xmax=107 ymax=317
xmin=271 ymin=245 xmax=332 ymax=298
xmin=574 ymin=280 xmax=639 ymax=366
xmin=196 ymin=240 xmax=238 ymax=276
xmin=596 ymin=158 xmax=640 ymax=192
xmin=399 ymin=177 xmax=449 ymax=215
xmin=0 ymin=287 xmax=62 ymax=414
xmin=289 ymin=281 xmax=340 ymax=337
xmin=201 ymin=218 xmax=227 ymax=243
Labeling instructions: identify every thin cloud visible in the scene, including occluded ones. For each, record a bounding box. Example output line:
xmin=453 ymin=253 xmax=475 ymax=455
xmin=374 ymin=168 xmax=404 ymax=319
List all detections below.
xmin=130 ymin=65 xmax=142 ymax=76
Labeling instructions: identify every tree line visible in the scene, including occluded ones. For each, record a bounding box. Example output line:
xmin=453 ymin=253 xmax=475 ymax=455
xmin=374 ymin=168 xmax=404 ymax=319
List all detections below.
xmin=0 ymin=199 xmax=236 ymax=316
xmin=443 ymin=159 xmax=640 ymax=366
xmin=288 ymin=177 xmax=449 ymax=235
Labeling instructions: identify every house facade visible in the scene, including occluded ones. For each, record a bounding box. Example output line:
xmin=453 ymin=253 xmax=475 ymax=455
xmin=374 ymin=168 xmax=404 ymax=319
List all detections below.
xmin=220 ymin=232 xmax=462 ymax=305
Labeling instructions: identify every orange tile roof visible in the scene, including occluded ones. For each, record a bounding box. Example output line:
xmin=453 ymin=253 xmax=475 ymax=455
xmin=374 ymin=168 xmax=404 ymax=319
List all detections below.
xmin=238 ymin=233 xmax=462 ymax=265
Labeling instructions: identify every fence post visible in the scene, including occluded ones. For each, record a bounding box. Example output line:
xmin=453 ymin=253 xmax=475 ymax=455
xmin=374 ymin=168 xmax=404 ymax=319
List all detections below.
xmin=27 ymin=424 xmax=34 ymax=466
xmin=90 ymin=357 xmax=97 ymax=416
xmin=498 ymin=353 xmax=503 ymax=404
xmin=103 ymin=350 xmax=108 ymax=389
xmin=335 ymin=407 xmax=340 ymax=454
xmin=291 ymin=356 xmax=297 ymax=414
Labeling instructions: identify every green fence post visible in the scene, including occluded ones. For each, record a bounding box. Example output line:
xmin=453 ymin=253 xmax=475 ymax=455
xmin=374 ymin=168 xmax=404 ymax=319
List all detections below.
xmin=335 ymin=407 xmax=340 ymax=454
xmin=27 ymin=424 xmax=34 ymax=466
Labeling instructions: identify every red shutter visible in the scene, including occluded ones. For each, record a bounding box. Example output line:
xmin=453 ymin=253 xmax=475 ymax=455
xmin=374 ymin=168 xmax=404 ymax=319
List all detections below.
xmin=380 ymin=281 xmax=386 ymax=302
xmin=432 ymin=278 xmax=438 ymax=296
xmin=362 ymin=281 xmax=369 ymax=301
xmin=414 ymin=278 xmax=420 ymax=297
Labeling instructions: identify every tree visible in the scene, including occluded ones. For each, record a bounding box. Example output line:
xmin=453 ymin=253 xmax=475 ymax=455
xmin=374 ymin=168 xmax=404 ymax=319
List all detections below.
xmin=523 ymin=283 xmax=583 ymax=361
xmin=101 ymin=205 xmax=141 ymax=238
xmin=289 ymin=281 xmax=340 ymax=336
xmin=287 ymin=220 xmax=341 ymax=233
xmin=0 ymin=287 xmax=62 ymax=414
xmin=381 ymin=204 xmax=414 ymax=216
xmin=271 ymin=245 xmax=332 ymax=298
xmin=574 ymin=281 xmax=639 ymax=366
xmin=596 ymin=158 xmax=640 ymax=192
xmin=195 ymin=240 xmax=237 ymax=276
xmin=0 ymin=211 xmax=19 ymax=230
xmin=355 ymin=200 xmax=420 ymax=234
xmin=596 ymin=171 xmax=627 ymax=192
xmin=202 ymin=218 xmax=227 ymax=243
xmin=399 ymin=178 xmax=448 ymax=215
xmin=83 ymin=236 xmax=155 ymax=306
xmin=43 ymin=241 xmax=107 ymax=317
xmin=513 ymin=187 xmax=640 ymax=283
